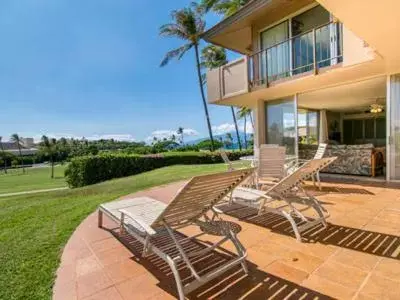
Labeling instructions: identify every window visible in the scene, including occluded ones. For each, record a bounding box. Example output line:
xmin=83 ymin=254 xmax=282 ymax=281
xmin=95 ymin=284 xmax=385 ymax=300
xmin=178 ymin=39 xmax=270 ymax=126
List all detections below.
xmin=342 ymin=118 xmax=386 ymax=146
xmin=298 ymin=109 xmax=319 ymax=145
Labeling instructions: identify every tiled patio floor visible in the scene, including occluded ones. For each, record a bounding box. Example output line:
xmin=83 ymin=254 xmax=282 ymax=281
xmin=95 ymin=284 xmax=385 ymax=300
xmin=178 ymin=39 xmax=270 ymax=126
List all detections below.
xmin=53 ymin=180 xmax=400 ymax=300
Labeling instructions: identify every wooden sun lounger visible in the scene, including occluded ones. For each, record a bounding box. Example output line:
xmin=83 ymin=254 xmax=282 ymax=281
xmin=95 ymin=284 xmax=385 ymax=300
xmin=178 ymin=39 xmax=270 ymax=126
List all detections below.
xmin=227 ymin=157 xmax=336 ymax=242
xmin=98 ymin=168 xmax=255 ymax=300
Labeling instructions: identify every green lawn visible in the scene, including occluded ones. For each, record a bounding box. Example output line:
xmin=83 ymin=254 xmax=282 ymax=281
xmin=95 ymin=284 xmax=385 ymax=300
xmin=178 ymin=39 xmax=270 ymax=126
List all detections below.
xmin=0 ymin=165 xmax=67 ymax=194
xmin=0 ymin=163 xmax=227 ymax=300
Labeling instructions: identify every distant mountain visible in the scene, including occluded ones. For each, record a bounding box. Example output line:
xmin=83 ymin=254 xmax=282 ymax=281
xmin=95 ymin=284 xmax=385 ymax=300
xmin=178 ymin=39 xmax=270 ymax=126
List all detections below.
xmin=187 ymin=131 xmax=253 ymax=149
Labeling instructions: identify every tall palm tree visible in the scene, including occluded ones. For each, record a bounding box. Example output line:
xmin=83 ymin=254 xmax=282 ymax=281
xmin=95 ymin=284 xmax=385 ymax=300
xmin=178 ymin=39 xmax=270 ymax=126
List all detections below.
xmin=10 ymin=134 xmax=25 ymax=173
xmin=200 ymin=0 xmax=250 ymax=17
xmin=40 ymin=135 xmax=57 ymax=178
xmin=201 ymin=45 xmax=242 ymax=150
xmin=237 ymin=107 xmax=254 ymax=149
xmin=160 ymin=5 xmax=215 ymax=151
xmin=0 ymin=136 xmax=7 ymax=173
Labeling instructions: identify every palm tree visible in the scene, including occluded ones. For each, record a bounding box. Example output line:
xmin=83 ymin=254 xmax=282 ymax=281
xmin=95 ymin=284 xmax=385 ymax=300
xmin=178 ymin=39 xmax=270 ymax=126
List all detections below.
xmin=177 ymin=127 xmax=184 ymax=145
xmin=40 ymin=135 xmax=57 ymax=178
xmin=10 ymin=134 xmax=25 ymax=173
xmin=237 ymin=107 xmax=253 ymax=149
xmin=160 ymin=5 xmax=215 ymax=151
xmin=0 ymin=136 xmax=7 ymax=173
xmin=201 ymin=45 xmax=242 ymax=150
xmin=224 ymin=132 xmax=233 ymax=149
xmin=200 ymin=0 xmax=250 ymax=17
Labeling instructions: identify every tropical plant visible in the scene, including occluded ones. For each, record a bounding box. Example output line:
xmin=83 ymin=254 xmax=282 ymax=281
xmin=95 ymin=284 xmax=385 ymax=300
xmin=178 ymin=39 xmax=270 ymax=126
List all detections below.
xmin=201 ymin=45 xmax=242 ymax=150
xmin=39 ymin=135 xmax=57 ymax=178
xmin=177 ymin=127 xmax=184 ymax=145
xmin=0 ymin=136 xmax=6 ymax=173
xmin=160 ymin=4 xmax=215 ymax=150
xmin=200 ymin=0 xmax=250 ymax=17
xmin=10 ymin=134 xmax=25 ymax=173
xmin=224 ymin=132 xmax=233 ymax=149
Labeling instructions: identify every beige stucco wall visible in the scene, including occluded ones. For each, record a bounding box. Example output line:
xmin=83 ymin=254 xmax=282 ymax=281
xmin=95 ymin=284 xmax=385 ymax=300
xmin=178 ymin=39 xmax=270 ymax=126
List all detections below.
xmin=342 ymin=26 xmax=375 ymax=67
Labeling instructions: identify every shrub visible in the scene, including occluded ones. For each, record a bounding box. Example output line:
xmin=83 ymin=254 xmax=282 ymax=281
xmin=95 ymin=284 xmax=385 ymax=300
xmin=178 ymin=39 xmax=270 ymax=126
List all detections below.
xmin=65 ymin=150 xmax=253 ymax=188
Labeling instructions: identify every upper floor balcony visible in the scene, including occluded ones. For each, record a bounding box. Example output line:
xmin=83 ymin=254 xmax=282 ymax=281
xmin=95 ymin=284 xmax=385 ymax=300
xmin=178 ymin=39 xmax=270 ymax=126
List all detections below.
xmin=207 ymin=21 xmax=344 ymax=103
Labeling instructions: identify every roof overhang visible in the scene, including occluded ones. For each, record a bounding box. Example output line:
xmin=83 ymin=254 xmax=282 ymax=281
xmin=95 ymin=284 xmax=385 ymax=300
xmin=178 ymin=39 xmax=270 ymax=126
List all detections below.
xmin=202 ymin=0 xmax=314 ymax=54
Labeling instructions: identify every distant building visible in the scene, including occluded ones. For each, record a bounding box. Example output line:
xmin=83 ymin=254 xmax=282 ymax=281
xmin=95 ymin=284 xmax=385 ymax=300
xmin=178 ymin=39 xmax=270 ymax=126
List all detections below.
xmin=1 ymin=138 xmax=38 ymax=156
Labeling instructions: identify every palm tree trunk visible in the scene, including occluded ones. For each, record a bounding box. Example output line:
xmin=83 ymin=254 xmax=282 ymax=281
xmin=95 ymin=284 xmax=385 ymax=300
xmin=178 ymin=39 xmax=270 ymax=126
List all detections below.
xmin=248 ymin=110 xmax=255 ymax=131
xmin=51 ymin=155 xmax=54 ymax=179
xmin=194 ymin=43 xmax=215 ymax=151
xmin=18 ymin=146 xmax=25 ymax=174
xmin=244 ymin=116 xmax=247 ymax=149
xmin=231 ymin=107 xmax=242 ymax=151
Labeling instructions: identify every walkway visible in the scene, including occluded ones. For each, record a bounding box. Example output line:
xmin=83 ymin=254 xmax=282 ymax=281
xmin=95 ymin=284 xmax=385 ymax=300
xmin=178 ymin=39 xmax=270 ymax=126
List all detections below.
xmin=0 ymin=187 xmax=68 ymax=198
xmin=53 ymin=181 xmax=400 ymax=300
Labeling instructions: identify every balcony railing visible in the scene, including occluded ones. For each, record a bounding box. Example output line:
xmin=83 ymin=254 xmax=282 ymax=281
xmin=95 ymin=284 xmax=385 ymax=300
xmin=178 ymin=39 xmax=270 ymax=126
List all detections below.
xmin=248 ymin=22 xmax=343 ymax=88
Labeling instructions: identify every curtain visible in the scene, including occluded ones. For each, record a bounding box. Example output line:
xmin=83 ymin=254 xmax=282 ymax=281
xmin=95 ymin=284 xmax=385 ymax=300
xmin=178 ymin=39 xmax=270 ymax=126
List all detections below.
xmin=319 ymin=109 xmax=328 ymax=143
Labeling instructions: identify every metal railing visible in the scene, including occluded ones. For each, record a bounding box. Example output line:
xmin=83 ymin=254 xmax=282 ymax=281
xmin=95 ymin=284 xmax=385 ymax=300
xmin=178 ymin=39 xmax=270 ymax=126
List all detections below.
xmin=248 ymin=22 xmax=343 ymax=88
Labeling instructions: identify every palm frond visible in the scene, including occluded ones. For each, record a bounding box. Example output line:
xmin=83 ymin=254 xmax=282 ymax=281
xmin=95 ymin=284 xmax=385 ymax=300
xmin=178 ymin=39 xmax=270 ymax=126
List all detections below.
xmin=160 ymin=43 xmax=192 ymax=67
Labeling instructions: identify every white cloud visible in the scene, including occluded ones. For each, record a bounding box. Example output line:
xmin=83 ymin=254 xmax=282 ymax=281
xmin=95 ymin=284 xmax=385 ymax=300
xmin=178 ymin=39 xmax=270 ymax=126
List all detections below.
xmin=212 ymin=123 xmax=236 ymax=135
xmin=146 ymin=128 xmax=199 ymax=143
xmin=212 ymin=122 xmax=254 ymax=135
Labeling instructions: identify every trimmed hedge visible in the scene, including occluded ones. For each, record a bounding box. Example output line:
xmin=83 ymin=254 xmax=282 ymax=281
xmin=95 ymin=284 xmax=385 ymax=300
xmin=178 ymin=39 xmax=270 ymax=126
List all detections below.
xmin=65 ymin=150 xmax=253 ymax=188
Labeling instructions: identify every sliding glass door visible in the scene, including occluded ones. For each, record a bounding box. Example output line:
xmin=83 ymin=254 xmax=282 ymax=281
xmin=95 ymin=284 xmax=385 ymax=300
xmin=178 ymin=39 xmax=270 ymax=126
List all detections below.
xmin=260 ymin=21 xmax=290 ymax=82
xmin=388 ymin=74 xmax=400 ymax=180
xmin=265 ymin=98 xmax=296 ymax=154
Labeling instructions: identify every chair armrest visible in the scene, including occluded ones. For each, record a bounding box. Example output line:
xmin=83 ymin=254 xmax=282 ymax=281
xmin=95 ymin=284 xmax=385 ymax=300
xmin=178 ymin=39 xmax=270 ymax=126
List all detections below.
xmin=119 ymin=209 xmax=157 ymax=235
xmin=235 ymin=187 xmax=272 ymax=200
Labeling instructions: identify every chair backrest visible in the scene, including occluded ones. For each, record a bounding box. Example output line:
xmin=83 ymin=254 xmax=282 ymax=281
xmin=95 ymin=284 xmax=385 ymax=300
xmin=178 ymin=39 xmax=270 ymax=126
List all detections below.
xmin=266 ymin=157 xmax=337 ymax=196
xmin=314 ymin=143 xmax=328 ymax=159
xmin=220 ymin=149 xmax=234 ymax=171
xmin=257 ymin=144 xmax=286 ymax=179
xmin=152 ymin=168 xmax=256 ymax=227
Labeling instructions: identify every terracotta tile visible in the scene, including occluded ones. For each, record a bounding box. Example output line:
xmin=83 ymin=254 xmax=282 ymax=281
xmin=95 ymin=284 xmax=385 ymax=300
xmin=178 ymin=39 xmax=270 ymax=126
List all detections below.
xmin=76 ymin=255 xmax=102 ymax=277
xmin=53 ymin=278 xmax=77 ymax=300
xmin=313 ymin=260 xmax=368 ymax=289
xmin=302 ymin=274 xmax=356 ymax=300
xmin=280 ymin=250 xmax=324 ymax=273
xmin=81 ymin=287 xmax=123 ymax=300
xmin=55 ymin=264 xmax=76 ymax=285
xmin=263 ymin=261 xmax=309 ymax=284
xmin=116 ymin=273 xmax=161 ymax=300
xmin=359 ymin=274 xmax=400 ymax=299
xmin=76 ymin=269 xmax=113 ymax=299
xmin=373 ymin=258 xmax=400 ymax=281
xmin=90 ymin=237 xmax=122 ymax=253
xmin=96 ymin=246 xmax=133 ymax=267
xmin=105 ymin=259 xmax=147 ymax=284
xmin=330 ymin=249 xmax=379 ymax=271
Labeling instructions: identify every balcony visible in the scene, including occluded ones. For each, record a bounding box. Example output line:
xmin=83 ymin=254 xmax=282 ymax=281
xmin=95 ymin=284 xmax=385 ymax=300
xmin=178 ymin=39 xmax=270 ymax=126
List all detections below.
xmin=249 ymin=22 xmax=343 ymax=88
xmin=207 ymin=22 xmax=343 ymax=103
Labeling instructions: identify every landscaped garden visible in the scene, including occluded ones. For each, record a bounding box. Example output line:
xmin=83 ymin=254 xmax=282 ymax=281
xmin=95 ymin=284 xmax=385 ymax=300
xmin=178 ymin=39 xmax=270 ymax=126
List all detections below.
xmin=0 ymin=163 xmax=228 ymax=300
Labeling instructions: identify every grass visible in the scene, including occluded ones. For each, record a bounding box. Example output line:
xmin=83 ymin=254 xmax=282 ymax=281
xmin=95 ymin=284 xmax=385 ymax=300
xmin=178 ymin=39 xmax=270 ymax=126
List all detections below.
xmin=0 ymin=163 xmax=227 ymax=300
xmin=0 ymin=165 xmax=67 ymax=194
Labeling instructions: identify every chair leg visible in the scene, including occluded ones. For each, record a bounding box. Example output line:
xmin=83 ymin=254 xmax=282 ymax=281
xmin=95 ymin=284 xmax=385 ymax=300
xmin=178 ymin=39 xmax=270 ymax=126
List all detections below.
xmin=97 ymin=210 xmax=103 ymax=228
xmin=281 ymin=210 xmax=302 ymax=242
xmin=165 ymin=255 xmax=185 ymax=300
xmin=228 ymin=232 xmax=248 ymax=274
xmin=316 ymin=172 xmax=322 ymax=190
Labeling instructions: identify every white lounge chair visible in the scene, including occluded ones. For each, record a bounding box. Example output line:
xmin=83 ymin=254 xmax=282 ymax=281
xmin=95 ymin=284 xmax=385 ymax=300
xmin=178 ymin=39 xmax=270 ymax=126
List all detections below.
xmin=298 ymin=143 xmax=328 ymax=190
xmin=98 ymin=168 xmax=255 ymax=300
xmin=256 ymin=145 xmax=287 ymax=189
xmin=227 ymin=157 xmax=337 ymax=242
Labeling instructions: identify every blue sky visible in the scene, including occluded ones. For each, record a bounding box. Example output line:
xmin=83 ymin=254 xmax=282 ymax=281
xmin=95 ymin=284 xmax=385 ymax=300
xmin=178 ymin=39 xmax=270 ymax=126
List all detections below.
xmin=0 ymin=0 xmax=249 ymax=143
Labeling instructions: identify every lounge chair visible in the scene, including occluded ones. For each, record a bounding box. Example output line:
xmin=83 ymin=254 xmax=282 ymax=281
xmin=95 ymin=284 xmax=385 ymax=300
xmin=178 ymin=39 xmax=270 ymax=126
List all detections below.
xmin=98 ymin=168 xmax=255 ymax=300
xmin=256 ymin=145 xmax=287 ymax=189
xmin=298 ymin=143 xmax=328 ymax=190
xmin=226 ymin=157 xmax=336 ymax=242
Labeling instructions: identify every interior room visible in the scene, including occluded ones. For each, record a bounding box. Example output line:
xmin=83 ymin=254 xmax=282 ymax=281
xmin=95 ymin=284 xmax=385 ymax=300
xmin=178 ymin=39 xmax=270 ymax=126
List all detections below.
xmin=297 ymin=76 xmax=387 ymax=178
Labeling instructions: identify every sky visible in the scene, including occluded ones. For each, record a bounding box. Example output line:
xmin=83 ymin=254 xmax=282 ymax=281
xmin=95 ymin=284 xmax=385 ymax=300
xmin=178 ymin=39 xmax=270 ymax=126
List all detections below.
xmin=0 ymin=0 xmax=251 ymax=143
